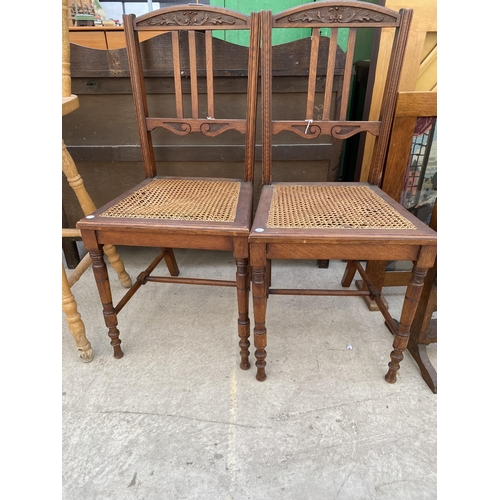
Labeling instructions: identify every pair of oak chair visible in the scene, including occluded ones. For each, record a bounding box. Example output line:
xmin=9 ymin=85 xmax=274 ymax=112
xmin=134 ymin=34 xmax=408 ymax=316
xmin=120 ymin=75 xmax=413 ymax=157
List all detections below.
xmin=76 ymin=2 xmax=437 ymax=384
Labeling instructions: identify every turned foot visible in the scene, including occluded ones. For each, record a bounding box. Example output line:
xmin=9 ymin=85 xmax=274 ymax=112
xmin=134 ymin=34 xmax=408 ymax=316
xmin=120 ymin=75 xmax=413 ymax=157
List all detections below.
xmin=106 ymin=324 xmax=124 ymax=359
xmin=113 ymin=345 xmax=124 ymax=359
xmin=255 ymin=353 xmax=267 ymax=381
xmin=77 ymin=345 xmax=94 ymax=362
xmin=385 ymin=349 xmax=403 ymax=383
xmin=385 ymin=318 xmax=437 ymax=393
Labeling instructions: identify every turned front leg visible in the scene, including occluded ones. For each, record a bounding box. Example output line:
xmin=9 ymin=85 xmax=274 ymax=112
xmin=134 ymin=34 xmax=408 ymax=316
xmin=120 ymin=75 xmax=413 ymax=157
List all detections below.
xmin=385 ymin=263 xmax=429 ymax=384
xmin=89 ymin=245 xmax=123 ymax=359
xmin=250 ymin=243 xmax=268 ymax=381
xmin=236 ymin=256 xmax=251 ymax=370
xmin=234 ymin=237 xmax=250 ymax=370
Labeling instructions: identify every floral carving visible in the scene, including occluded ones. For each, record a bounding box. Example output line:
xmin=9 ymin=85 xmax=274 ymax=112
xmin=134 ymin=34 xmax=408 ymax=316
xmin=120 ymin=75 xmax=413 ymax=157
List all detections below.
xmin=139 ymin=11 xmax=241 ymax=28
xmin=284 ymin=7 xmax=394 ymax=25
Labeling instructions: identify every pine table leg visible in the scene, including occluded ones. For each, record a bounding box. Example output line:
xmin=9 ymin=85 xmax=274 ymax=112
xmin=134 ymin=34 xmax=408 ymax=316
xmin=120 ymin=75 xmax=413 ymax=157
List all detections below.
xmin=62 ymin=263 xmax=93 ymax=362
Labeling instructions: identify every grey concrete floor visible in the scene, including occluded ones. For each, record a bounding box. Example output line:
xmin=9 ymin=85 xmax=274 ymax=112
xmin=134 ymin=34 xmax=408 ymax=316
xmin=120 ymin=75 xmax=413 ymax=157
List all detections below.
xmin=62 ymin=246 xmax=437 ymax=500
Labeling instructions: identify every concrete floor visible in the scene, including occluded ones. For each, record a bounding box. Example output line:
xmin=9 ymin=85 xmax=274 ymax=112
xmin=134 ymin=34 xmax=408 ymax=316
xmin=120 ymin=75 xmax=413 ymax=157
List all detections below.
xmin=62 ymin=246 xmax=437 ymax=499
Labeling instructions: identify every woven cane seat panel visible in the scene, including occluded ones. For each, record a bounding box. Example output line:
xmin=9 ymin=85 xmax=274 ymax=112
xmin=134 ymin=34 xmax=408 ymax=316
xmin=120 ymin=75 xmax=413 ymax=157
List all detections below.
xmin=267 ymin=185 xmax=416 ymax=230
xmin=101 ymin=179 xmax=241 ymax=222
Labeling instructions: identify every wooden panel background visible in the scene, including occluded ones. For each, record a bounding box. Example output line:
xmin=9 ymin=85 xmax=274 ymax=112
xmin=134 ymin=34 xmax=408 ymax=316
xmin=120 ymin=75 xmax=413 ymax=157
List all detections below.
xmin=358 ymin=0 xmax=437 ymax=182
xmin=69 ymin=27 xmax=165 ymax=50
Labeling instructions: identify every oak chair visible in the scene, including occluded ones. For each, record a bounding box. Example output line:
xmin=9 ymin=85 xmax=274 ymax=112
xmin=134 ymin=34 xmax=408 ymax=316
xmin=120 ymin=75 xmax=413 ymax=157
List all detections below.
xmin=76 ymin=5 xmax=260 ymax=367
xmin=249 ymin=1 xmax=437 ymax=384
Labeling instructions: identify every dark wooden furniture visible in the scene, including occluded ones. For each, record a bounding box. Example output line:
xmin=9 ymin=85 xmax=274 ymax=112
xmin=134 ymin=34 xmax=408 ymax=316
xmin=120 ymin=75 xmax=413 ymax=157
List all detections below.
xmin=77 ymin=5 xmax=260 ymax=367
xmin=249 ymin=1 xmax=437 ymax=384
xmin=62 ymin=33 xmax=346 ymax=233
xmin=366 ymin=90 xmax=438 ymax=392
xmin=405 ymin=200 xmax=437 ymax=392
xmin=386 ymin=202 xmax=436 ymax=393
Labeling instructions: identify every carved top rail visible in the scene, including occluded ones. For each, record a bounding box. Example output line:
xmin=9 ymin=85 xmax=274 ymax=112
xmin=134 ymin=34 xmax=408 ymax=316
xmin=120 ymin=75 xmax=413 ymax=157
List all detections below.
xmin=273 ymin=1 xmax=400 ymax=28
xmin=134 ymin=5 xmax=251 ymax=31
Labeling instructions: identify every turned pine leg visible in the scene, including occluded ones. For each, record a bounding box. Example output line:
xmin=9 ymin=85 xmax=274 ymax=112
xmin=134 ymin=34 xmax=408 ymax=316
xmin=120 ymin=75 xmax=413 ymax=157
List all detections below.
xmin=62 ymin=139 xmax=132 ymax=289
xmin=234 ymin=238 xmax=250 ymax=370
xmin=385 ymin=262 xmax=429 ymax=384
xmin=250 ymin=243 xmax=268 ymax=381
xmin=62 ymin=264 xmax=93 ymax=362
xmin=89 ymin=245 xmax=123 ymax=359
xmin=103 ymin=244 xmax=132 ymax=288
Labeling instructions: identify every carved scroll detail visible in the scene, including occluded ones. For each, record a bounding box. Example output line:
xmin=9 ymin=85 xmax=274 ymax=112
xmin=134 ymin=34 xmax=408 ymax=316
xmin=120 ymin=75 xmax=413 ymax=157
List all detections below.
xmin=158 ymin=122 xmax=192 ymax=135
xmin=148 ymin=118 xmax=245 ymax=136
xmin=331 ymin=125 xmax=363 ymax=139
xmin=139 ymin=11 xmax=241 ymax=28
xmin=289 ymin=124 xmax=321 ymax=139
xmin=331 ymin=124 xmax=379 ymax=139
xmin=200 ymin=122 xmax=235 ymax=137
xmin=283 ymin=7 xmax=394 ymax=25
xmin=273 ymin=121 xmax=380 ymax=139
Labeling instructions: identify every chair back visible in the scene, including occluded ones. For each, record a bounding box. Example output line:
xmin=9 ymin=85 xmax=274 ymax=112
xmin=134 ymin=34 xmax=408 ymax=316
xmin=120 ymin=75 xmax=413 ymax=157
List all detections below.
xmin=261 ymin=1 xmax=412 ymax=185
xmin=123 ymin=5 xmax=260 ymax=182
